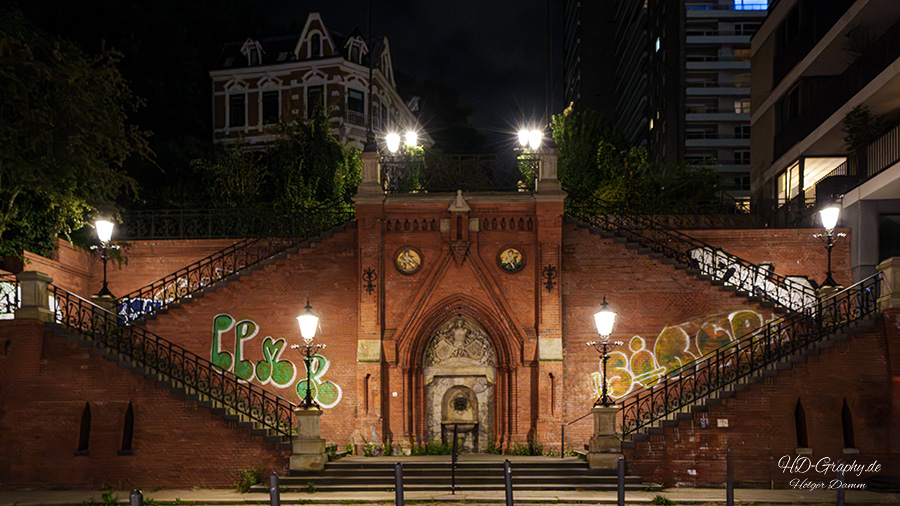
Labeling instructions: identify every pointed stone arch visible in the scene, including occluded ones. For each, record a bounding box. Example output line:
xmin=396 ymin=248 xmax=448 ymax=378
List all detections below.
xmin=394 ymin=293 xmax=523 ymax=450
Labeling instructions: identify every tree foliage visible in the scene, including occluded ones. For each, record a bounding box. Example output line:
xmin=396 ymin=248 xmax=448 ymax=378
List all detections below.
xmin=550 ymin=106 xmax=720 ymax=214
xmin=843 ymin=104 xmax=883 ymax=153
xmin=193 ymin=111 xmax=361 ymax=212
xmin=0 ymin=9 xmax=151 ymax=257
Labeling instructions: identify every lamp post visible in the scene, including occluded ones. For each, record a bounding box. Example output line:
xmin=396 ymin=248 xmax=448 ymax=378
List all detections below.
xmin=291 ymin=300 xmax=324 ymax=408
xmin=94 ymin=219 xmax=115 ymax=297
xmin=814 ymin=206 xmax=846 ymax=288
xmin=587 ymin=297 xmax=622 ymax=407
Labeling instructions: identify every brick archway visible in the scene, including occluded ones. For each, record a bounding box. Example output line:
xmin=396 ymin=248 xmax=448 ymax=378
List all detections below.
xmin=395 ymin=294 xmax=523 ymax=450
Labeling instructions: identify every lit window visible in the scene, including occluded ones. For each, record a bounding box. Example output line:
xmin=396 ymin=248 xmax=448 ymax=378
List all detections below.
xmin=655 ymin=37 xmax=661 ymax=52
xmin=262 ymin=91 xmax=279 ymax=125
xmin=229 ymin=93 xmax=245 ymax=128
xmin=734 ymin=99 xmax=751 ymax=114
xmin=734 ymin=0 xmax=768 ymax=11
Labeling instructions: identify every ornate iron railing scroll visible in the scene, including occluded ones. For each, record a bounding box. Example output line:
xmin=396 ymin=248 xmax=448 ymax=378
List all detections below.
xmin=619 ymin=273 xmax=882 ymax=434
xmin=567 ymin=203 xmax=819 ymax=313
xmin=51 ymin=284 xmax=296 ymax=436
xmin=118 ymin=207 xmax=354 ymax=323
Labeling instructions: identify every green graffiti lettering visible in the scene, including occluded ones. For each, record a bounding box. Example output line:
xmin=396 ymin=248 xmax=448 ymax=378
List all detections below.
xmin=295 ymin=353 xmax=343 ymax=408
xmin=211 ymin=314 xmax=234 ymax=371
xmin=255 ymin=337 xmax=296 ymax=387
xmin=233 ymin=320 xmax=258 ymax=381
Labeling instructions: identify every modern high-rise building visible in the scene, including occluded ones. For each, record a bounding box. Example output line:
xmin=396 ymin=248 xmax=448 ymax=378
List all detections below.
xmin=566 ymin=0 xmax=767 ymax=196
xmin=751 ymin=0 xmax=900 ymax=280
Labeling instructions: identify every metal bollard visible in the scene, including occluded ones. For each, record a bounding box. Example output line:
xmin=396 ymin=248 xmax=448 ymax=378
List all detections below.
xmin=561 ymin=424 xmax=565 ymax=459
xmin=129 ymin=490 xmax=143 ymax=506
xmin=269 ymin=472 xmax=281 ymax=506
xmin=617 ymin=456 xmax=625 ymax=506
xmin=504 ymin=459 xmax=514 ymax=506
xmin=726 ymin=448 xmax=734 ymax=506
xmin=836 ymin=459 xmax=844 ymax=506
xmin=395 ymin=462 xmax=404 ymax=506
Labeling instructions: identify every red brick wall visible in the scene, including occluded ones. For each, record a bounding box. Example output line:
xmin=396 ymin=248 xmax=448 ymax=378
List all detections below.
xmin=623 ymin=315 xmax=898 ymax=486
xmin=0 ymin=320 xmax=287 ymax=489
xmin=560 ymin=224 xmax=796 ymax=445
xmin=688 ymin=228 xmax=851 ymax=287
xmin=142 ymin=229 xmax=360 ymax=445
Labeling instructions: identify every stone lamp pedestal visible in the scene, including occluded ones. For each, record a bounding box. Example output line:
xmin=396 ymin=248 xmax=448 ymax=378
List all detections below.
xmin=587 ymin=405 xmax=622 ymax=470
xmin=290 ymin=407 xmax=327 ymax=472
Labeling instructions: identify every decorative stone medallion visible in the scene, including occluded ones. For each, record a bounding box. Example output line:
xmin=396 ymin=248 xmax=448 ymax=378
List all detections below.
xmin=498 ymin=247 xmax=524 ymax=273
xmin=395 ymin=247 xmax=422 ymax=274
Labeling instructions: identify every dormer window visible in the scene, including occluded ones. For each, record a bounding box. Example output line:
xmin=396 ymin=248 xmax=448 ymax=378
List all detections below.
xmin=350 ymin=45 xmax=360 ymax=63
xmin=240 ymin=39 xmax=264 ymax=67
xmin=311 ymin=33 xmax=321 ymax=57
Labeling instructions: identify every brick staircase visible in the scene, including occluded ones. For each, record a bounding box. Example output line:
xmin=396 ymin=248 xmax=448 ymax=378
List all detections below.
xmin=252 ymin=457 xmax=649 ymax=492
xmin=49 ymin=285 xmax=297 ymax=449
xmin=118 ymin=220 xmax=355 ymax=324
xmin=566 ymin=215 xmax=817 ymax=315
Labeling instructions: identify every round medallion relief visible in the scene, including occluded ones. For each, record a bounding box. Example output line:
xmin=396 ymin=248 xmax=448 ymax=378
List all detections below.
xmin=395 ymin=247 xmax=422 ymax=274
xmin=498 ymin=247 xmax=524 ymax=273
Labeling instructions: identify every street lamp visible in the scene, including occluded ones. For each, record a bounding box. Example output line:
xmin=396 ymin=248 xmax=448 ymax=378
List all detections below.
xmin=404 ymin=130 xmax=418 ymax=148
xmin=587 ymin=297 xmax=622 ymax=407
xmin=291 ymin=299 xmax=325 ymax=408
xmin=814 ymin=206 xmax=846 ymax=288
xmin=94 ymin=219 xmax=115 ymax=297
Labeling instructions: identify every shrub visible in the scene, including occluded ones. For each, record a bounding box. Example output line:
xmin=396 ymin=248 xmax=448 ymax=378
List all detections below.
xmin=233 ymin=467 xmax=265 ymax=493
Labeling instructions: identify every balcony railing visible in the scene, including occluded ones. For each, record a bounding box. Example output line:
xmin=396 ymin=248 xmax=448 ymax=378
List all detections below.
xmin=346 ymin=110 xmax=365 ymax=127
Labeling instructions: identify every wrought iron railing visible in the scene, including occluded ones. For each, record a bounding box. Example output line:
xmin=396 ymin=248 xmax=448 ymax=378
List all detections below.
xmin=0 ymin=274 xmax=19 ymax=317
xmin=380 ymin=153 xmax=517 ymax=193
xmin=51 ymin=284 xmax=295 ymax=436
xmin=120 ymin=202 xmax=353 ymax=240
xmin=619 ymin=272 xmax=882 ymax=434
xmin=118 ymin=208 xmax=354 ymax=323
xmin=567 ymin=203 xmax=819 ymax=312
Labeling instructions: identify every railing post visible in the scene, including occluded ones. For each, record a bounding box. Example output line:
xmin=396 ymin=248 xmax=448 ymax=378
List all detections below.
xmin=726 ymin=448 xmax=734 ymax=506
xmin=14 ymin=271 xmax=54 ymax=322
xmin=561 ymin=424 xmax=565 ymax=458
xmin=836 ymin=459 xmax=845 ymax=506
xmin=268 ymin=472 xmax=281 ymax=506
xmin=617 ymin=456 xmax=625 ymax=506
xmin=504 ymin=459 xmax=514 ymax=506
xmin=394 ymin=462 xmax=404 ymax=506
xmin=129 ymin=490 xmax=143 ymax=506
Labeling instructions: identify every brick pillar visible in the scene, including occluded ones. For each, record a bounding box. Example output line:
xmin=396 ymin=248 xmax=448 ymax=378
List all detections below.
xmin=877 ymin=257 xmax=900 ymax=464
xmin=353 ymin=147 xmax=385 ymax=447
xmin=877 ymin=257 xmax=900 ymax=310
xmin=15 ymin=271 xmax=54 ymax=323
xmin=534 ymin=145 xmax=567 ymax=453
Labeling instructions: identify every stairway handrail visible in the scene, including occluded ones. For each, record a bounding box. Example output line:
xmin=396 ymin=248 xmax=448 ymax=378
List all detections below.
xmin=118 ymin=207 xmax=354 ymax=323
xmin=50 ymin=283 xmax=297 ymax=436
xmin=617 ymin=272 xmax=883 ymax=434
xmin=566 ymin=203 xmax=819 ymax=313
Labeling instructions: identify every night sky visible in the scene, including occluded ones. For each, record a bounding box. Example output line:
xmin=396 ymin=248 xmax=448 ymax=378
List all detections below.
xmin=259 ymin=0 xmax=562 ymax=144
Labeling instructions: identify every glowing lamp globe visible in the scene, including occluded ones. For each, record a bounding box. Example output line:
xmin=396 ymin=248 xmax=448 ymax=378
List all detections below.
xmin=385 ymin=133 xmax=401 ymax=154
xmin=96 ymin=220 xmax=114 ymax=244
xmin=296 ymin=300 xmax=319 ymax=344
xmin=517 ymin=130 xmax=530 ymax=147
xmin=528 ymin=130 xmax=543 ymax=151
xmin=593 ymin=297 xmax=617 ymax=338
xmin=820 ymin=206 xmax=840 ymax=232
xmin=404 ymin=130 xmax=418 ymax=147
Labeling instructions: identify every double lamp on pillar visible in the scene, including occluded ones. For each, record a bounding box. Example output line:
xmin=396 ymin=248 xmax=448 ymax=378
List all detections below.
xmin=586 ymin=297 xmax=624 ymax=470
xmin=814 ymin=206 xmax=846 ymax=289
xmin=289 ymin=300 xmax=328 ymax=471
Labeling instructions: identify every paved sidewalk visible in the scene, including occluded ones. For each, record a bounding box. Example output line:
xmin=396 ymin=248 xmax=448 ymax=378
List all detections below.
xmin=0 ymin=487 xmax=897 ymax=506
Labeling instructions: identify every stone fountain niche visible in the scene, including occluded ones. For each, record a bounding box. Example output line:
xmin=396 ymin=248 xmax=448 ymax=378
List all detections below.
xmin=424 ymin=316 xmax=496 ymax=452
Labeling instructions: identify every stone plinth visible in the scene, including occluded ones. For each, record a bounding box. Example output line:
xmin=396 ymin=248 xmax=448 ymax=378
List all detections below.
xmin=878 ymin=257 xmax=900 ymax=310
xmin=15 ymin=271 xmax=54 ymax=322
xmin=91 ymin=294 xmax=118 ymax=313
xmin=290 ymin=407 xmax=327 ymax=471
xmin=587 ymin=405 xmax=622 ymax=470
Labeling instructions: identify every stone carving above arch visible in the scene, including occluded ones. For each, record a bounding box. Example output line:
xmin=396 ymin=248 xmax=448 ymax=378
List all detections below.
xmin=423 ymin=317 xmax=496 ymax=385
